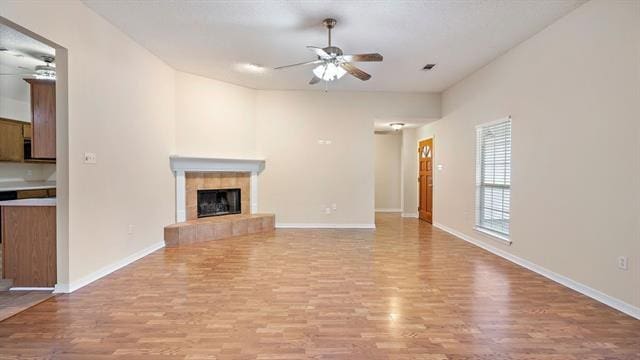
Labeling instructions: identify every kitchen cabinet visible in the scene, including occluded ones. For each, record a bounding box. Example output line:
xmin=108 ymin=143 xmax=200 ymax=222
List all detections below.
xmin=0 ymin=119 xmax=24 ymax=162
xmin=25 ymin=79 xmax=56 ymax=159
xmin=1 ymin=204 xmax=56 ymax=287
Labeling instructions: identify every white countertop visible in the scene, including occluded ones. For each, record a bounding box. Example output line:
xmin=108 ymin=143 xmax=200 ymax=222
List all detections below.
xmin=0 ymin=181 xmax=56 ymax=192
xmin=0 ymin=197 xmax=56 ymax=207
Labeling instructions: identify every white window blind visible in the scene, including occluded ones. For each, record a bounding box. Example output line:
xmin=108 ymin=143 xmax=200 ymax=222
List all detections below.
xmin=476 ymin=118 xmax=511 ymax=238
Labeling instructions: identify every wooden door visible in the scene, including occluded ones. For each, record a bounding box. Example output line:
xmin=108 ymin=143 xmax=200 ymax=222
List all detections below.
xmin=25 ymin=79 xmax=56 ymax=159
xmin=0 ymin=119 xmax=24 ymax=162
xmin=418 ymin=138 xmax=433 ymax=223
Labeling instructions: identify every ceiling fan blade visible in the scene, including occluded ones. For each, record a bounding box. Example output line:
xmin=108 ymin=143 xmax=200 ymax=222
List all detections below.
xmin=307 ymin=46 xmax=331 ymax=59
xmin=340 ymin=63 xmax=371 ymax=81
xmin=274 ymin=59 xmax=323 ymax=70
xmin=340 ymin=53 xmax=383 ymax=62
xmin=309 ymin=75 xmax=321 ymax=85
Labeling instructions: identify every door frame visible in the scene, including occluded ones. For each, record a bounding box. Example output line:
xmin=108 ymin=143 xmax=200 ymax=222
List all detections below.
xmin=417 ymin=136 xmax=434 ymax=223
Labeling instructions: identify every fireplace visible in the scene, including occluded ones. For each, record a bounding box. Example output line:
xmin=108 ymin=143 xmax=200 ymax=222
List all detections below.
xmin=197 ymin=188 xmax=241 ymax=218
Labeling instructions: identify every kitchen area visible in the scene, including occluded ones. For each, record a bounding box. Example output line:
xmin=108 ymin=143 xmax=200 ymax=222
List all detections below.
xmin=0 ymin=22 xmax=58 ymax=320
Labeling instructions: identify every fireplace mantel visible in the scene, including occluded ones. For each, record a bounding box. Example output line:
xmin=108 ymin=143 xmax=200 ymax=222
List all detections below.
xmin=170 ymin=156 xmax=265 ymax=173
xmin=170 ymin=156 xmax=266 ymax=222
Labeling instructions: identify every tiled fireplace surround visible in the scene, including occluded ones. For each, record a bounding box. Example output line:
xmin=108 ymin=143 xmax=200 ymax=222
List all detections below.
xmin=165 ymin=156 xmax=274 ymax=247
xmin=170 ymin=156 xmax=265 ymax=222
xmin=185 ymin=172 xmax=250 ymax=220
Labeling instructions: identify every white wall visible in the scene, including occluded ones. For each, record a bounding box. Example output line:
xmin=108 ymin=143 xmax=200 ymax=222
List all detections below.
xmin=0 ymin=67 xmax=31 ymax=121
xmin=255 ymin=91 xmax=439 ymax=226
xmin=0 ymin=163 xmax=55 ymax=182
xmin=2 ymin=1 xmax=176 ymax=288
xmin=175 ymin=72 xmax=256 ymax=158
xmin=374 ymin=133 xmax=402 ymax=211
xmin=400 ymin=128 xmax=418 ymax=217
xmin=0 ymin=96 xmax=29 ymax=121
xmin=416 ymin=0 xmax=640 ymax=310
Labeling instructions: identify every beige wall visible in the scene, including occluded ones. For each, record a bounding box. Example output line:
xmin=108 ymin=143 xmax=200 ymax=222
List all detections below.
xmin=374 ymin=133 xmax=402 ymax=211
xmin=175 ymin=72 xmax=256 ymax=158
xmin=416 ymin=0 xmax=640 ymax=309
xmin=2 ymin=1 xmax=176 ymax=288
xmin=255 ymin=91 xmax=439 ymax=226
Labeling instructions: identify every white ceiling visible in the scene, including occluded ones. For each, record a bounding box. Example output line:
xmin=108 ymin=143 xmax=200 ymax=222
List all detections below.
xmin=0 ymin=23 xmax=55 ymax=102
xmin=85 ymin=1 xmax=584 ymax=92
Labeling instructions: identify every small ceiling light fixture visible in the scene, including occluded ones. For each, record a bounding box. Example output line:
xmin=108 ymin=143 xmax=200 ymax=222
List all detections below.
xmin=236 ymin=63 xmax=267 ymax=74
xmin=422 ymin=64 xmax=436 ymax=71
xmin=390 ymin=122 xmax=405 ymax=131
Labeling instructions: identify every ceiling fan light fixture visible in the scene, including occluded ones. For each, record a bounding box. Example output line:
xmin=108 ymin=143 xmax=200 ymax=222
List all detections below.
xmin=34 ymin=64 xmax=56 ymax=80
xmin=312 ymin=62 xmax=346 ymax=82
xmin=390 ymin=123 xmax=405 ymax=131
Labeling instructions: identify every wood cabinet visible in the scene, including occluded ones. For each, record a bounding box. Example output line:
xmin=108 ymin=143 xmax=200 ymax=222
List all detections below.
xmin=1 ymin=205 xmax=57 ymax=287
xmin=25 ymin=79 xmax=56 ymax=159
xmin=16 ymin=189 xmax=50 ymax=199
xmin=0 ymin=119 xmax=24 ymax=162
xmin=23 ymin=123 xmax=32 ymax=139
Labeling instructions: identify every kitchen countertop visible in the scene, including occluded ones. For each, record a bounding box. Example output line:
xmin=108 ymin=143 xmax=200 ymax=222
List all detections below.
xmin=0 ymin=197 xmax=56 ymax=207
xmin=0 ymin=181 xmax=56 ymax=192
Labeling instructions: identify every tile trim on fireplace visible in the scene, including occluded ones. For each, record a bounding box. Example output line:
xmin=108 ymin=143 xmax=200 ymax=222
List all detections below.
xmin=170 ymin=156 xmax=266 ymax=222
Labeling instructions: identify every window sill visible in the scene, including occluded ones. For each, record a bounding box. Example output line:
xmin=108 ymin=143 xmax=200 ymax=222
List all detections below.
xmin=474 ymin=227 xmax=512 ymax=245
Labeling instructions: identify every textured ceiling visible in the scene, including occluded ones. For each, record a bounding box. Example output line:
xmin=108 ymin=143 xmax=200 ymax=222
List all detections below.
xmin=84 ymin=0 xmax=584 ymax=92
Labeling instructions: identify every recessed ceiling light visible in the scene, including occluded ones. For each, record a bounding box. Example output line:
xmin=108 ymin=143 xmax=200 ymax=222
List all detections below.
xmin=390 ymin=123 xmax=405 ymax=131
xmin=236 ymin=63 xmax=267 ymax=74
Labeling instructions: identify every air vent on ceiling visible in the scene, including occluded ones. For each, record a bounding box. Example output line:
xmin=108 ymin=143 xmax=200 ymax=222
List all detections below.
xmin=422 ymin=64 xmax=436 ymax=70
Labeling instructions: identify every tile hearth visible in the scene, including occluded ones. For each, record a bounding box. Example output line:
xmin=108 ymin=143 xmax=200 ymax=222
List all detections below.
xmin=164 ymin=213 xmax=275 ymax=247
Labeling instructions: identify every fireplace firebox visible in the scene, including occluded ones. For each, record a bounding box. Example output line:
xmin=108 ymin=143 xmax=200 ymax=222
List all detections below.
xmin=197 ymin=188 xmax=241 ymax=218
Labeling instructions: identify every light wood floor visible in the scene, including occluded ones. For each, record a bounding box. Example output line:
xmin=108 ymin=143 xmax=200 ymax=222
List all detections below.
xmin=0 ymin=213 xmax=638 ymax=359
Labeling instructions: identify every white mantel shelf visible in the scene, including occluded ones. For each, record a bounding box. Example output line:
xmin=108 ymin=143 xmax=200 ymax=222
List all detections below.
xmin=169 ymin=156 xmax=265 ymax=173
xmin=170 ymin=156 xmax=266 ymax=222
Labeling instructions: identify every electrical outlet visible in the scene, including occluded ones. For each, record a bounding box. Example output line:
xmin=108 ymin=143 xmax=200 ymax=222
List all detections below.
xmin=325 ymin=207 xmax=331 ymax=214
xmin=617 ymin=256 xmax=628 ymax=271
xmin=127 ymin=224 xmax=135 ymax=235
xmin=83 ymin=152 xmax=97 ymax=164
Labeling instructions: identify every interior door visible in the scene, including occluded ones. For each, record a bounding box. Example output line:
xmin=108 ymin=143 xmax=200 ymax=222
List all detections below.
xmin=418 ymin=138 xmax=433 ymax=223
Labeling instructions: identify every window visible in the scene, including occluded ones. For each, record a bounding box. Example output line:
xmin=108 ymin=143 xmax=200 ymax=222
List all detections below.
xmin=476 ymin=118 xmax=511 ymax=240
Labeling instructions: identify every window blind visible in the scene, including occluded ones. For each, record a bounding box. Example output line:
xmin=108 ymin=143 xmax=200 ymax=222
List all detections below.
xmin=476 ymin=118 xmax=511 ymax=238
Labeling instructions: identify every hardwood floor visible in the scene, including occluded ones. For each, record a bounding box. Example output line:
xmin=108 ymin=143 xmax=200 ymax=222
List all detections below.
xmin=0 ymin=213 xmax=638 ymax=359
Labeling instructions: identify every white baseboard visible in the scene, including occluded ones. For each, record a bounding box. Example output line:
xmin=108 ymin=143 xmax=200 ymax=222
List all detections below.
xmin=54 ymin=241 xmax=165 ymax=294
xmin=434 ymin=222 xmax=640 ymax=320
xmin=401 ymin=212 xmax=418 ymax=218
xmin=10 ymin=287 xmax=54 ymax=291
xmin=276 ymin=223 xmax=376 ymax=229
xmin=375 ymin=208 xmax=402 ymax=213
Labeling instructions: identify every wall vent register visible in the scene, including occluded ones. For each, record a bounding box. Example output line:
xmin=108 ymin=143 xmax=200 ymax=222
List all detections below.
xmin=475 ymin=118 xmax=511 ymax=240
xmin=197 ymin=188 xmax=241 ymax=218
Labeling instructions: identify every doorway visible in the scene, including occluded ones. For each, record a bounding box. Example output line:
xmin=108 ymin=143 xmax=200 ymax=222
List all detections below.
xmin=418 ymin=138 xmax=433 ymax=223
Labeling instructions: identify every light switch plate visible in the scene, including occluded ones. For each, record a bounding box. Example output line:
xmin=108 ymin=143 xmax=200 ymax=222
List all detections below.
xmin=83 ymin=152 xmax=97 ymax=164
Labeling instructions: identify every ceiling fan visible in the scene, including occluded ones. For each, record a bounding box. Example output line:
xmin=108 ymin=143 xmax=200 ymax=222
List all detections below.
xmin=0 ymin=53 xmax=56 ymax=80
xmin=274 ymin=18 xmax=383 ymax=85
